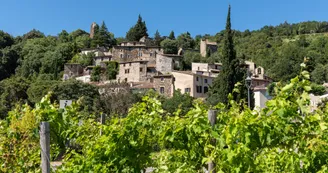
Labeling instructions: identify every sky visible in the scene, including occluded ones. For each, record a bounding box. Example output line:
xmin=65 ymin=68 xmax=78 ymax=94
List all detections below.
xmin=1 ymin=0 xmax=328 ymax=38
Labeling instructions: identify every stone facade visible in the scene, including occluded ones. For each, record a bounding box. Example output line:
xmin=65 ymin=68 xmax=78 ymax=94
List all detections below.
xmin=90 ymin=22 xmax=97 ymax=38
xmin=94 ymin=56 xmax=112 ymax=66
xmin=153 ymin=75 xmax=174 ymax=97
xmin=200 ymin=39 xmax=218 ymax=57
xmin=63 ymin=63 xmax=84 ymax=80
xmin=156 ymin=54 xmax=182 ymax=74
xmin=116 ymin=61 xmax=155 ymax=83
xmin=112 ymin=42 xmax=163 ymax=63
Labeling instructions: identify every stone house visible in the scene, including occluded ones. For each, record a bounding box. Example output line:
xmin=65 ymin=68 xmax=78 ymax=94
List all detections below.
xmin=153 ymin=75 xmax=174 ymax=97
xmin=200 ymin=39 xmax=218 ymax=57
xmin=81 ymin=47 xmax=111 ymax=57
xmin=63 ymin=63 xmax=84 ymax=80
xmin=94 ymin=55 xmax=112 ymax=66
xmin=156 ymin=54 xmax=182 ymax=74
xmin=116 ymin=60 xmax=156 ymax=83
xmin=112 ymin=41 xmax=163 ymax=63
xmin=243 ymin=61 xmax=272 ymax=87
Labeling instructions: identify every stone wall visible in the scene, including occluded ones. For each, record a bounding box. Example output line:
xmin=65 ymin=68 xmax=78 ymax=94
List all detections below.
xmin=156 ymin=54 xmax=182 ymax=74
xmin=63 ymin=63 xmax=84 ymax=80
xmin=116 ymin=61 xmax=148 ymax=82
xmin=112 ymin=45 xmax=163 ymax=63
xmin=153 ymin=75 xmax=173 ymax=97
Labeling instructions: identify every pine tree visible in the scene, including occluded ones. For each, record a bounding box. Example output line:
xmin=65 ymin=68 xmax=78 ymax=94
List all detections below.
xmin=154 ymin=30 xmax=162 ymax=46
xmin=91 ymin=21 xmax=116 ymax=48
xmin=207 ymin=5 xmax=247 ymax=105
xmin=126 ymin=15 xmax=148 ymax=41
xmin=168 ymin=31 xmax=175 ymax=40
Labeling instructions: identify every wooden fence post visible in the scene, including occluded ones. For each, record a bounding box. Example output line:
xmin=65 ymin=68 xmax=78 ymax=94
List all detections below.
xmin=208 ymin=110 xmax=217 ymax=173
xmin=40 ymin=122 xmax=50 ymax=173
xmin=100 ymin=113 xmax=106 ymax=135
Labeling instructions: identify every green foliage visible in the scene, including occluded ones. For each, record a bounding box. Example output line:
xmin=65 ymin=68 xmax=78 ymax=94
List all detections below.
xmin=0 ymin=45 xmax=20 ymax=80
xmin=310 ymin=83 xmax=326 ymax=95
xmin=0 ymin=76 xmax=31 ymax=118
xmin=0 ymin=30 xmax=14 ymax=49
xmin=177 ymin=32 xmax=195 ymax=49
xmin=91 ymin=21 xmax=116 ymax=48
xmin=168 ymin=30 xmax=176 ymax=40
xmin=181 ymin=51 xmax=202 ymax=70
xmin=22 ymin=29 xmax=45 ymax=40
xmin=51 ymin=79 xmax=100 ymax=113
xmin=106 ymin=61 xmax=118 ymax=80
xmin=161 ymin=39 xmax=178 ymax=54
xmin=71 ymin=52 xmax=95 ymax=67
xmin=162 ymin=89 xmax=194 ymax=116
xmin=154 ymin=30 xmax=163 ymax=46
xmin=126 ymin=15 xmax=149 ymax=41
xmin=91 ymin=66 xmax=101 ymax=82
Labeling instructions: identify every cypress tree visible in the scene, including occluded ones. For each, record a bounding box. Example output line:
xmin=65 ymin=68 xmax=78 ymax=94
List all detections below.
xmin=168 ymin=31 xmax=175 ymax=40
xmin=207 ymin=5 xmax=247 ymax=105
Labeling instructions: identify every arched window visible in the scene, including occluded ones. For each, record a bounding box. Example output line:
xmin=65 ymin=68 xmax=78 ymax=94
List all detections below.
xmin=258 ymin=68 xmax=262 ymax=74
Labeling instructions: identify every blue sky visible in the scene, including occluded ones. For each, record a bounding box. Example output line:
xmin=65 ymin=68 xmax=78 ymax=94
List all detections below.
xmin=1 ymin=0 xmax=327 ymax=38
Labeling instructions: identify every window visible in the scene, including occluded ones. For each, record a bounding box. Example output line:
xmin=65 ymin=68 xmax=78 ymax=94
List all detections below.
xmin=140 ymin=52 xmax=142 ymax=57
xmin=198 ymin=67 xmax=200 ymax=70
xmin=127 ymin=55 xmax=130 ymax=58
xmin=123 ymin=64 xmax=125 ymax=67
xmin=125 ymin=69 xmax=130 ymax=74
xmin=129 ymin=63 xmax=131 ymax=66
xmin=124 ymin=78 xmax=127 ymax=82
xmin=140 ymin=68 xmax=143 ymax=72
xmin=161 ymin=77 xmax=164 ymax=81
xmin=196 ymin=77 xmax=199 ymax=81
xmin=258 ymin=68 xmax=262 ymax=74
xmin=120 ymin=54 xmax=123 ymax=58
xmin=185 ymin=88 xmax=191 ymax=93
xmin=196 ymin=86 xmax=202 ymax=93
xmin=150 ymin=53 xmax=153 ymax=57
xmin=204 ymin=79 xmax=208 ymax=83
xmin=160 ymin=87 xmax=165 ymax=94
xmin=101 ymin=57 xmax=104 ymax=61
xmin=215 ymin=65 xmax=219 ymax=69
xmin=204 ymin=86 xmax=208 ymax=93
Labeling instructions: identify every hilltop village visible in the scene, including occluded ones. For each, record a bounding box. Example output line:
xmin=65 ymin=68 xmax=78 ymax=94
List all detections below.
xmin=63 ymin=22 xmax=273 ymax=108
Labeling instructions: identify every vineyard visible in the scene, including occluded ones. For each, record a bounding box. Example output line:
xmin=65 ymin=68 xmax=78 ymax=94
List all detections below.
xmin=1 ymin=66 xmax=328 ymax=172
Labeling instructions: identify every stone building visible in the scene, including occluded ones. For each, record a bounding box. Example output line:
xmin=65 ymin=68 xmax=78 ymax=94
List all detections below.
xmin=153 ymin=75 xmax=174 ymax=97
xmin=112 ymin=41 xmax=163 ymax=63
xmin=94 ymin=55 xmax=112 ymax=66
xmin=243 ymin=61 xmax=272 ymax=87
xmin=156 ymin=54 xmax=182 ymax=74
xmin=200 ymin=39 xmax=218 ymax=57
xmin=81 ymin=47 xmax=111 ymax=57
xmin=116 ymin=60 xmax=156 ymax=83
xmin=63 ymin=63 xmax=84 ymax=80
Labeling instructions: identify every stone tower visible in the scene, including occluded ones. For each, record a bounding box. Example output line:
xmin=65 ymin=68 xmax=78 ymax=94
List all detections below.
xmin=90 ymin=22 xmax=97 ymax=38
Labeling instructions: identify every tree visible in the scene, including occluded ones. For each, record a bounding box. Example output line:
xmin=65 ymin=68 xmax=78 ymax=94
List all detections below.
xmin=126 ymin=15 xmax=149 ymax=41
xmin=0 ymin=31 xmax=14 ymax=49
xmin=58 ymin=30 xmax=70 ymax=43
xmin=154 ymin=30 xmax=163 ymax=46
xmin=0 ymin=76 xmax=31 ymax=118
xmin=162 ymin=89 xmax=194 ymax=115
xmin=207 ymin=5 xmax=246 ymax=105
xmin=168 ymin=31 xmax=175 ymax=40
xmin=106 ymin=61 xmax=118 ymax=80
xmin=51 ymin=79 xmax=100 ymax=113
xmin=23 ymin=29 xmax=45 ymax=40
xmin=0 ymin=46 xmax=19 ymax=80
xmin=160 ymin=39 xmax=178 ymax=54
xmin=177 ymin=32 xmax=195 ymax=49
xmin=91 ymin=66 xmax=101 ymax=82
xmin=91 ymin=21 xmax=116 ymax=48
